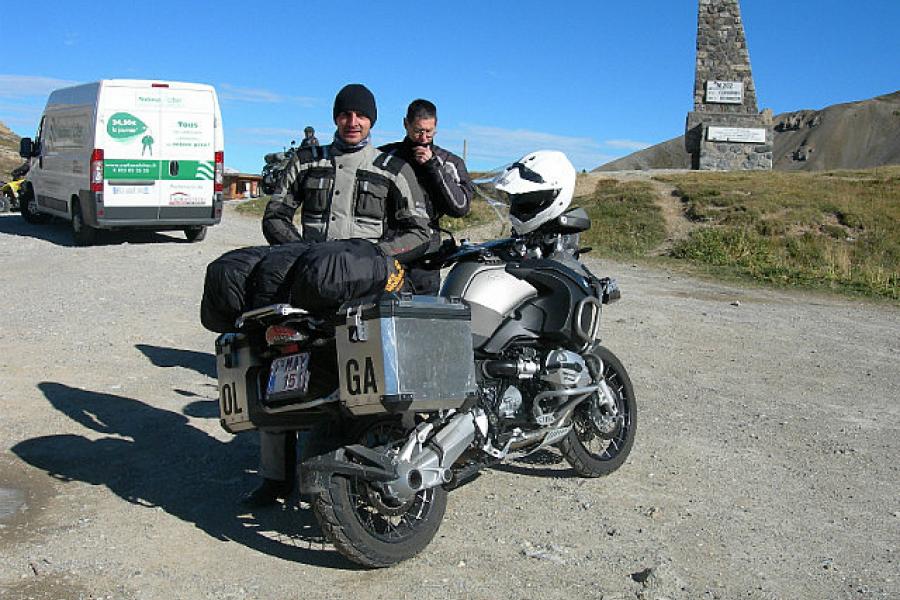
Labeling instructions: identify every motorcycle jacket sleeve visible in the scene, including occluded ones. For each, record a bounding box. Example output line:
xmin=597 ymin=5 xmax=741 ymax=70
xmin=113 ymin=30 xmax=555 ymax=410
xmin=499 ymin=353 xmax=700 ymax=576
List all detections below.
xmin=422 ymin=147 xmax=473 ymax=219
xmin=374 ymin=157 xmax=432 ymax=263
xmin=262 ymin=151 xmax=313 ymax=245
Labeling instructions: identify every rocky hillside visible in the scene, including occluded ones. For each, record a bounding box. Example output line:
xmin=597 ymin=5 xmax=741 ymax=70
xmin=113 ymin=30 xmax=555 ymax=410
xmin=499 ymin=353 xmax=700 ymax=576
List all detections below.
xmin=0 ymin=121 xmax=24 ymax=178
xmin=596 ymin=90 xmax=900 ymax=172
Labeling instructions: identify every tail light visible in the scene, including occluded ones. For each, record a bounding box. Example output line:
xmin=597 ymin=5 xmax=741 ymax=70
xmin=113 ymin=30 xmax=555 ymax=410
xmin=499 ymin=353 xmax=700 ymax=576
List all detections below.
xmin=90 ymin=149 xmax=104 ymax=192
xmin=214 ymin=151 xmax=224 ymax=192
xmin=265 ymin=325 xmax=305 ymax=351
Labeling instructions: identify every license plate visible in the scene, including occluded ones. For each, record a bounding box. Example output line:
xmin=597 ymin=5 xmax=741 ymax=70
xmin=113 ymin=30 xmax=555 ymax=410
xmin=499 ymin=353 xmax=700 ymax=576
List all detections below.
xmin=266 ymin=353 xmax=310 ymax=398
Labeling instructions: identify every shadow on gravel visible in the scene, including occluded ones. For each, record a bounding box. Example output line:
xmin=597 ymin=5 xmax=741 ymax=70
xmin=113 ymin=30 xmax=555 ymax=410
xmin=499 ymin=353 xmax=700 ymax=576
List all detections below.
xmin=493 ymin=448 xmax=576 ymax=479
xmin=11 ymin=382 xmax=355 ymax=570
xmin=0 ymin=213 xmax=188 ymax=246
xmin=136 ymin=344 xmax=217 ymax=379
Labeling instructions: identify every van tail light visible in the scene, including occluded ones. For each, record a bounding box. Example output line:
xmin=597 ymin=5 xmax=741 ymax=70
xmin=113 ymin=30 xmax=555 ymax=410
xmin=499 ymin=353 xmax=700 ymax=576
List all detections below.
xmin=214 ymin=151 xmax=224 ymax=192
xmin=90 ymin=149 xmax=104 ymax=192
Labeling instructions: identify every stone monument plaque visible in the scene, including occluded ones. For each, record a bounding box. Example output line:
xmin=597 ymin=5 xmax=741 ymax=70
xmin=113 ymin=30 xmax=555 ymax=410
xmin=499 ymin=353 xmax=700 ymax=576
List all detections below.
xmin=706 ymin=81 xmax=744 ymax=104
xmin=707 ymin=126 xmax=766 ymax=143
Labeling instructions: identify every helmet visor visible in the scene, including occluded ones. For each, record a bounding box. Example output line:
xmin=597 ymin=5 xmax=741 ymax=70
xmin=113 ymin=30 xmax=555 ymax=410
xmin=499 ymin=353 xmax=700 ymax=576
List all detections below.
xmin=508 ymin=189 xmax=560 ymax=223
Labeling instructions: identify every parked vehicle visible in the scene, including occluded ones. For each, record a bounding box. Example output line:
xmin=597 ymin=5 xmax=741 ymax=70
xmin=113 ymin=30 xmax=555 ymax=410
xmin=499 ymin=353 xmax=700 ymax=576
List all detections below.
xmin=260 ymin=146 xmax=295 ymax=195
xmin=18 ymin=79 xmax=224 ymax=244
xmin=0 ymin=164 xmax=28 ymax=212
xmin=1 ymin=178 xmax=21 ymax=213
xmin=212 ymin=151 xmax=636 ymax=567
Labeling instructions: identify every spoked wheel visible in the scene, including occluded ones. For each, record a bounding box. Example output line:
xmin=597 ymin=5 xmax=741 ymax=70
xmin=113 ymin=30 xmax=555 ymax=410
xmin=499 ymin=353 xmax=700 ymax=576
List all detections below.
xmin=312 ymin=419 xmax=448 ymax=568
xmin=558 ymin=345 xmax=636 ymax=477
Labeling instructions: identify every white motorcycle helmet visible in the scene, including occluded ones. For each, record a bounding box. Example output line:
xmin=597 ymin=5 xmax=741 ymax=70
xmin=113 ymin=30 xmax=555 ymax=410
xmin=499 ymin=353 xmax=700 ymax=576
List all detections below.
xmin=496 ymin=150 xmax=577 ymax=235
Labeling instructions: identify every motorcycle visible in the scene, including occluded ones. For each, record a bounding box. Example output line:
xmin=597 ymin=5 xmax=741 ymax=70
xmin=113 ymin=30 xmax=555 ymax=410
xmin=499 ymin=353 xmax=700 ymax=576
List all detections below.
xmin=260 ymin=145 xmax=296 ymax=195
xmin=0 ymin=163 xmax=29 ymax=213
xmin=214 ymin=199 xmax=636 ymax=568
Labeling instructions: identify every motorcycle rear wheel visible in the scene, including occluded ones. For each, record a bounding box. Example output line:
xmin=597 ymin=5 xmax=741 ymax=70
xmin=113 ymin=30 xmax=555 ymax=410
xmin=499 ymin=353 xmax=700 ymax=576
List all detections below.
xmin=558 ymin=345 xmax=636 ymax=477
xmin=312 ymin=420 xmax=448 ymax=568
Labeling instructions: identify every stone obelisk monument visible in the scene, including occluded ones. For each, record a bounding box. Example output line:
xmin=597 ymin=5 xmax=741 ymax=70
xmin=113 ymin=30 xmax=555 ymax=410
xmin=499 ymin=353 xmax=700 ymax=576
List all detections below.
xmin=685 ymin=0 xmax=773 ymax=170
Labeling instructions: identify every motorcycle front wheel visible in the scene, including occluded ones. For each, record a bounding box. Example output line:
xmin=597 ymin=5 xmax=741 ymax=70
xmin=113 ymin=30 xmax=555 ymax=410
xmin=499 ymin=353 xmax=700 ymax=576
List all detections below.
xmin=312 ymin=420 xmax=448 ymax=568
xmin=558 ymin=345 xmax=636 ymax=477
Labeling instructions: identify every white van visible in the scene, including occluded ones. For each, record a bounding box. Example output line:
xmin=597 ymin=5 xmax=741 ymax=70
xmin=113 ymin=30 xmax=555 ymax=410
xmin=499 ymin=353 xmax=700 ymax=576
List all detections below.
xmin=18 ymin=79 xmax=224 ymax=244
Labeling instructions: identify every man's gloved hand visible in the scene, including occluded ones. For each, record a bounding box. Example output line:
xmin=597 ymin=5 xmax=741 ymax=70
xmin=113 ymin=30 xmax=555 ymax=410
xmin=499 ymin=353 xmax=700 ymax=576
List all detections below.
xmin=384 ymin=259 xmax=405 ymax=292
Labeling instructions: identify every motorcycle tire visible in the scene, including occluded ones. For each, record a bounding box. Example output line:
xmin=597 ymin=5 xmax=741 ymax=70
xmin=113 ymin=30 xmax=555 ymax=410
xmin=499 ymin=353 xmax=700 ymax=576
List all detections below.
xmin=312 ymin=419 xmax=448 ymax=568
xmin=557 ymin=345 xmax=636 ymax=477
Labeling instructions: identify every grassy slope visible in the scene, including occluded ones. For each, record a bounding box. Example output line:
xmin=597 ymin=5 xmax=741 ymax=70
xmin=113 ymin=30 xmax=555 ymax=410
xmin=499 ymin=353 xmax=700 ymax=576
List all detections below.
xmin=653 ymin=167 xmax=900 ymax=300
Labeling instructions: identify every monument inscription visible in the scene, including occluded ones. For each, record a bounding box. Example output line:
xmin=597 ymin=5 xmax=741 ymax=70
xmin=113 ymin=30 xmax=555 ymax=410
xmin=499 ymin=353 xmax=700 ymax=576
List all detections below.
xmin=706 ymin=81 xmax=744 ymax=104
xmin=707 ymin=126 xmax=767 ymax=143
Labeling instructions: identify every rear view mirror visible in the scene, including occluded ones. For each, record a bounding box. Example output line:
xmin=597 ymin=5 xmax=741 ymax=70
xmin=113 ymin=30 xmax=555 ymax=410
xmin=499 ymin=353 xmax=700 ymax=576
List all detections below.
xmin=19 ymin=137 xmax=33 ymax=158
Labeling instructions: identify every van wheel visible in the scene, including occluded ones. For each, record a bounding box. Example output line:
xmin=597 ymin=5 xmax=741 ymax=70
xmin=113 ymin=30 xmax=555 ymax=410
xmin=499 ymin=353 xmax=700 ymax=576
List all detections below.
xmin=19 ymin=186 xmax=50 ymax=224
xmin=184 ymin=226 xmax=207 ymax=242
xmin=71 ymin=201 xmax=98 ymax=246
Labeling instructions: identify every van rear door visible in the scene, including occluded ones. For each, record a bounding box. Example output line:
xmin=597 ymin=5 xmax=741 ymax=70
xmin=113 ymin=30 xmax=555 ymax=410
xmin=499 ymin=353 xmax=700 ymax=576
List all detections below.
xmin=98 ymin=82 xmax=216 ymax=223
xmin=156 ymin=86 xmax=217 ymax=221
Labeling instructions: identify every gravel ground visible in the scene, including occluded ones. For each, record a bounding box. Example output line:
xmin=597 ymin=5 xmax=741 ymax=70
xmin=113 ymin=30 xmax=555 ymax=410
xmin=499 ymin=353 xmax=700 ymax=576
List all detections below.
xmin=0 ymin=206 xmax=898 ymax=600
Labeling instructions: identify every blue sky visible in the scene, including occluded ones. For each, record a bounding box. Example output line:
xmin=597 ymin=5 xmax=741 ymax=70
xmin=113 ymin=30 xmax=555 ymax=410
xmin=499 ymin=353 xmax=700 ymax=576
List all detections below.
xmin=2 ymin=0 xmax=898 ymax=174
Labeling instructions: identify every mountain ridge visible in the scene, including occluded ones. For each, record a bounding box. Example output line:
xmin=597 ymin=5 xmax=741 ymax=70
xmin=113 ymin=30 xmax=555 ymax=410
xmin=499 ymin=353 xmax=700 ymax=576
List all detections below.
xmin=596 ymin=90 xmax=900 ymax=172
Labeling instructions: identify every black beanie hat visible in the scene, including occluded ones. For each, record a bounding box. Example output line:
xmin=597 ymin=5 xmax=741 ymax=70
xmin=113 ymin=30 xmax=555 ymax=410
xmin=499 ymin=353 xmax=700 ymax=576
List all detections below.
xmin=333 ymin=84 xmax=377 ymax=125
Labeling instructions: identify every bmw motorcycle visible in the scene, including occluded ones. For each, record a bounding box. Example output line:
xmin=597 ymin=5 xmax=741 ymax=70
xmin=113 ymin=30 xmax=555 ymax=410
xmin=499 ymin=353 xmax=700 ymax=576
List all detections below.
xmin=214 ymin=203 xmax=636 ymax=568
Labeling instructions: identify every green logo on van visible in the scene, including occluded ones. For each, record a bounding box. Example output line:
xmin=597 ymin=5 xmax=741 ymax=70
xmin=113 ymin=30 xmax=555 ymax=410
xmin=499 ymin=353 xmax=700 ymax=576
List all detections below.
xmin=107 ymin=112 xmax=148 ymax=139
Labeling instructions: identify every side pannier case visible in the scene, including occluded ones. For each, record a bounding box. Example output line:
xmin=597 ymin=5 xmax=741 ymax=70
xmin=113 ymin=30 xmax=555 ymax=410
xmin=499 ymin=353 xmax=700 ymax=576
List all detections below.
xmin=336 ymin=295 xmax=476 ymax=415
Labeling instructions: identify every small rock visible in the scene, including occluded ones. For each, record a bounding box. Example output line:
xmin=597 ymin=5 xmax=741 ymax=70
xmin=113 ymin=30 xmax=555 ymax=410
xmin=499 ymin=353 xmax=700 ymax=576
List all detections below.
xmin=632 ymin=567 xmax=654 ymax=584
xmin=730 ymin=301 xmax=741 ymax=307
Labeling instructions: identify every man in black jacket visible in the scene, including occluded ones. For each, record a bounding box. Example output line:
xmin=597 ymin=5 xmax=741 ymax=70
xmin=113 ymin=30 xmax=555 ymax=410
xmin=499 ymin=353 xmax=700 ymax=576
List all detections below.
xmin=245 ymin=84 xmax=430 ymax=508
xmin=379 ymin=99 xmax=474 ymax=294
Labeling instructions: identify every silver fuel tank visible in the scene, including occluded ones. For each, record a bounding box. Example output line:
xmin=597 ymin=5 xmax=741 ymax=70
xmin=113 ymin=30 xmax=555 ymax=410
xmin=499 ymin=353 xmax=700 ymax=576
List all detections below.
xmin=440 ymin=262 xmax=537 ymax=349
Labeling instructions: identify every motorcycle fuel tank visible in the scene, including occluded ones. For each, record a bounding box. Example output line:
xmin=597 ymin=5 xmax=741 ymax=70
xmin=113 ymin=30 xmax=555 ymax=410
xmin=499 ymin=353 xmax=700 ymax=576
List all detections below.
xmin=441 ymin=262 xmax=537 ymax=349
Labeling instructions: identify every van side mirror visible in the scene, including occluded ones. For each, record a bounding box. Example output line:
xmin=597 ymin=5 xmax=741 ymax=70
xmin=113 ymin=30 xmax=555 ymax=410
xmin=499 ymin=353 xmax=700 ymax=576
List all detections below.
xmin=19 ymin=137 xmax=33 ymax=158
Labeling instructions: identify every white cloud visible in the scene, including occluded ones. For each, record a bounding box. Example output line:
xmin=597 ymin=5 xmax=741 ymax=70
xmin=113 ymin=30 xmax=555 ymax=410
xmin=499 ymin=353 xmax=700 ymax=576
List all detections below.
xmin=218 ymin=83 xmax=317 ymax=107
xmin=232 ymin=126 xmax=314 ymax=148
xmin=437 ymin=123 xmax=616 ymax=171
xmin=604 ymin=139 xmax=651 ymax=151
xmin=0 ymin=75 xmax=82 ymax=98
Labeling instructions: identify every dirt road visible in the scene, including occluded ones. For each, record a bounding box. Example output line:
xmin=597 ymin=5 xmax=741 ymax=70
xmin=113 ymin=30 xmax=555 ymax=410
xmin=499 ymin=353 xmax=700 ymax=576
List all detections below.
xmin=1 ymin=206 xmax=897 ymax=600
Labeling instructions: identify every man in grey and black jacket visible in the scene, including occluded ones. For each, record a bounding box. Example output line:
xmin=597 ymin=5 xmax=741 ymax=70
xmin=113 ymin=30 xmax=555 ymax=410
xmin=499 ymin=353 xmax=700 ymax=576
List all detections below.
xmin=379 ymin=99 xmax=474 ymax=294
xmin=262 ymin=86 xmax=430 ymax=263
xmin=247 ymin=84 xmax=430 ymax=507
